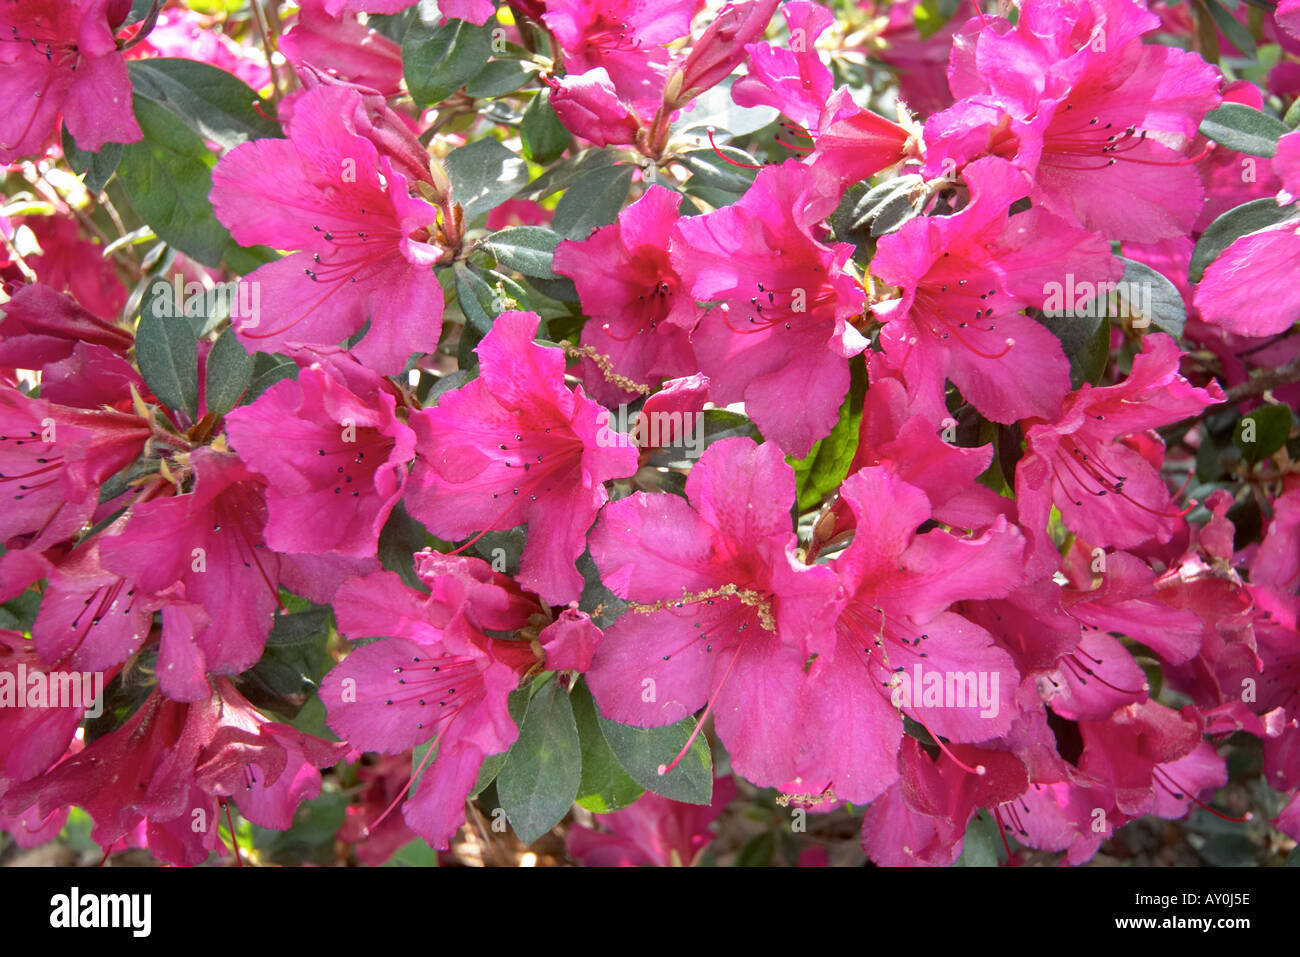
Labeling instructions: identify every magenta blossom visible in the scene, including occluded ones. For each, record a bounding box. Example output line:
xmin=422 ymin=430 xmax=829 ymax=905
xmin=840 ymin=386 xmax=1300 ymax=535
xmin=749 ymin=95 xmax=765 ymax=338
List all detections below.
xmin=0 ymin=0 xmax=141 ymax=162
xmin=553 ymin=184 xmax=700 ymax=404
xmin=407 ymin=311 xmax=639 ymax=605
xmin=543 ymin=0 xmax=700 ymax=114
xmin=225 ymin=362 xmax=416 ymax=558
xmin=587 ymin=437 xmax=842 ymax=788
xmin=1016 ymin=333 xmax=1225 ymax=562
xmin=798 ymin=466 xmax=1025 ymax=805
xmin=671 ymin=161 xmax=868 ymax=457
xmin=923 ymin=0 xmax=1222 ymax=242
xmin=319 ymin=558 xmax=542 ymax=849
xmin=210 ymin=84 xmax=444 ymax=373
xmin=872 ymin=156 xmax=1120 ymax=425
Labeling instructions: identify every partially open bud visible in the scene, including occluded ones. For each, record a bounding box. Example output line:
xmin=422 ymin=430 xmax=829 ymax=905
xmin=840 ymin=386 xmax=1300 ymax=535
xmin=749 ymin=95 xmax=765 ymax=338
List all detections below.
xmin=545 ymin=69 xmax=642 ymax=148
xmin=666 ymin=0 xmax=781 ymax=110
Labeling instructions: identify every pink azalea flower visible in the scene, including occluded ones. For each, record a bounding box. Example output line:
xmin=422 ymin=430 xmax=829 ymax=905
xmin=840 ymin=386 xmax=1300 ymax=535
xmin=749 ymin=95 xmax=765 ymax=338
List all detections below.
xmin=407 ymin=311 xmax=639 ymax=605
xmin=799 ymin=466 xmax=1025 ymax=805
xmin=96 ymin=449 xmax=282 ymax=701
xmin=30 ymin=536 xmax=155 ymax=673
xmin=860 ymin=737 xmax=1028 ymax=866
xmin=210 ymin=84 xmax=445 ymax=374
xmin=730 ymin=3 xmax=911 ymax=186
xmin=923 ymin=0 xmax=1222 ymax=242
xmin=1192 ymin=133 xmax=1300 ymax=337
xmin=0 ymin=386 xmax=150 ymax=555
xmin=0 ymin=630 xmax=85 ymax=800
xmin=872 ymin=156 xmax=1120 ymax=425
xmin=129 ymin=7 xmax=271 ymax=91
xmin=319 ymin=560 xmax=541 ymax=849
xmin=670 ymin=161 xmax=868 ymax=457
xmin=543 ymin=0 xmax=700 ymax=115
xmin=20 ymin=216 xmax=128 ymax=320
xmin=586 ymin=437 xmax=842 ymax=789
xmin=224 ymin=362 xmax=416 ymax=558
xmin=566 ymin=774 xmax=738 ymax=866
xmin=2 ymin=681 xmax=344 ymax=864
xmin=1015 ymin=333 xmax=1225 ymax=557
xmin=280 ymin=4 xmax=404 ymax=98
xmin=195 ymin=678 xmax=349 ymax=831
xmin=0 ymin=283 xmax=133 ymax=374
xmin=0 ymin=0 xmax=141 ymax=162
xmin=553 ymin=185 xmax=700 ymax=404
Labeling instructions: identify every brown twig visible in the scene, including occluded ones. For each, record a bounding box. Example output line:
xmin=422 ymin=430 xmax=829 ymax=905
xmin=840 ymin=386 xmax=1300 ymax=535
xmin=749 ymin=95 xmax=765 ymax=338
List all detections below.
xmin=1224 ymin=353 xmax=1300 ymax=404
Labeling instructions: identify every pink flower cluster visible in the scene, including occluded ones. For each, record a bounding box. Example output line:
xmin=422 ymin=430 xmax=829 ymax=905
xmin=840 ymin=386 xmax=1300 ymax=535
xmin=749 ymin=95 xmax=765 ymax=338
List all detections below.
xmin=1 ymin=0 xmax=1298 ymax=867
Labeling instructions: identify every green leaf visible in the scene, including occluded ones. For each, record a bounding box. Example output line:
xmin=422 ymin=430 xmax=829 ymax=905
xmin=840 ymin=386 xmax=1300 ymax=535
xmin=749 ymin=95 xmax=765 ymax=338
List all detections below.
xmin=1198 ymin=102 xmax=1289 ymax=158
xmin=128 ymin=58 xmax=281 ymax=149
xmin=445 ymin=137 xmax=528 ymax=222
xmin=135 ymin=301 xmax=199 ymax=418
xmin=1190 ymin=198 xmax=1300 ymax=282
xmin=552 ymin=165 xmax=634 ymax=240
xmin=789 ymin=354 xmax=865 ymax=511
xmin=676 ymin=148 xmax=758 ymax=196
xmin=403 ymin=16 xmax=494 ymax=107
xmin=61 ymin=126 xmax=123 ymax=193
xmin=481 ymin=225 xmax=563 ymax=278
xmin=465 ymin=58 xmax=537 ymax=98
xmin=1203 ymin=0 xmax=1257 ymax=59
xmin=1038 ymin=309 xmax=1110 ymax=389
xmin=496 ymin=677 xmax=582 ymax=845
xmin=733 ymin=831 xmax=775 ymax=866
xmin=453 ymin=261 xmax=498 ymax=334
xmin=1234 ymin=404 xmax=1293 ymax=464
xmin=233 ymin=608 xmax=333 ymax=719
xmin=467 ymin=686 xmax=532 ymax=798
xmin=377 ymin=502 xmax=429 ymax=589
xmin=954 ymin=809 xmax=1001 ymax=866
xmin=204 ymin=326 xmax=254 ymax=417
xmin=520 ymin=89 xmax=571 ymax=165
xmin=571 ymin=683 xmax=645 ymax=813
xmin=117 ymin=96 xmax=233 ymax=268
xmin=242 ymin=352 xmax=297 ymax=406
xmin=1116 ymin=257 xmax=1187 ymax=338
xmin=673 ymin=77 xmax=779 ymax=136
xmin=1286 ymin=96 xmax=1300 ymax=129
xmin=597 ymin=711 xmax=713 ymax=805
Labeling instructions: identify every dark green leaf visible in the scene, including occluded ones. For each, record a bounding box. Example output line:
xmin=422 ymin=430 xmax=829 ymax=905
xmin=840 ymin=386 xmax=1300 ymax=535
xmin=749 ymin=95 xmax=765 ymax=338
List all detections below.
xmin=552 ymin=165 xmax=634 ymax=240
xmin=377 ymin=502 xmax=429 ymax=589
xmin=1234 ymin=404 xmax=1293 ymax=464
xmin=242 ymin=352 xmax=298 ymax=406
xmin=496 ymin=676 xmax=582 ymax=844
xmin=118 ymin=96 xmax=230 ymax=268
xmin=482 ymin=225 xmax=562 ymax=278
xmin=520 ymin=89 xmax=571 ymax=165
xmin=128 ymin=58 xmax=281 ymax=149
xmin=954 ymin=809 xmax=1001 ymax=866
xmin=1199 ymin=102 xmax=1289 ymax=158
xmin=445 ymin=137 xmax=528 ymax=221
xmin=136 ymin=300 xmax=199 ymax=418
xmin=571 ymin=683 xmax=645 ymax=813
xmin=789 ymin=354 xmax=865 ymax=510
xmin=1203 ymin=0 xmax=1257 ymax=59
xmin=61 ymin=126 xmax=123 ymax=193
xmin=1038 ymin=309 xmax=1110 ymax=389
xmin=733 ymin=831 xmax=775 ymax=866
xmin=403 ymin=16 xmax=494 ymax=107
xmin=1116 ymin=257 xmax=1187 ymax=338
xmin=204 ymin=326 xmax=254 ymax=417
xmin=597 ymin=711 xmax=713 ymax=805
xmin=465 ymin=58 xmax=537 ymax=98
xmin=468 ymin=686 xmax=532 ymax=797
